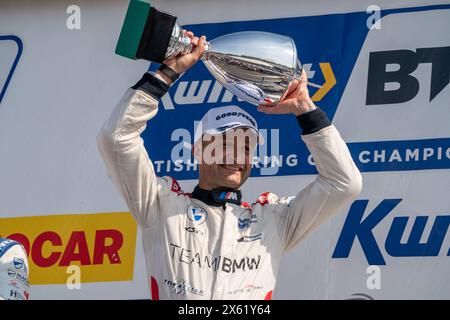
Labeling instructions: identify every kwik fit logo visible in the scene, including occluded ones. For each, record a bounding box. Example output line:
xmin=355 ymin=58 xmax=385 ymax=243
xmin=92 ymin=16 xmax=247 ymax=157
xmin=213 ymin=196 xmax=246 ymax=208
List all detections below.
xmin=333 ymin=199 xmax=450 ymax=265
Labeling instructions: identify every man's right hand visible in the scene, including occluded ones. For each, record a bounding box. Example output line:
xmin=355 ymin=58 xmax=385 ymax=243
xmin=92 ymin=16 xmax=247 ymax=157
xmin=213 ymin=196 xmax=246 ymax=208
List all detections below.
xmin=157 ymin=31 xmax=207 ymax=84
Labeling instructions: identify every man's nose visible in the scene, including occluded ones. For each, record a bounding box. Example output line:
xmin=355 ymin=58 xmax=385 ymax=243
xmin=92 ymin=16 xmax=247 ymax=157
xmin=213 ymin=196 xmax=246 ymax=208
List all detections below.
xmin=231 ymin=146 xmax=247 ymax=164
xmin=235 ymin=149 xmax=246 ymax=164
xmin=223 ymin=148 xmax=236 ymax=164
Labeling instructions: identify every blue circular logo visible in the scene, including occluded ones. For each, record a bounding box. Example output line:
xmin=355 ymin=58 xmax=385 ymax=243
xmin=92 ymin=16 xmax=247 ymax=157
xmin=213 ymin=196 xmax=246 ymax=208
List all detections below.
xmin=187 ymin=205 xmax=207 ymax=225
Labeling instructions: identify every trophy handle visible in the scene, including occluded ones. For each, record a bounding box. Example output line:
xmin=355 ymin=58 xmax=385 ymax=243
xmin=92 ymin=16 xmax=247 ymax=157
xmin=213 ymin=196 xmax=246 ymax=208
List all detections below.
xmin=294 ymin=59 xmax=322 ymax=89
xmin=305 ymin=81 xmax=323 ymax=89
xmin=165 ymin=23 xmax=211 ymax=59
xmin=176 ymin=38 xmax=211 ymax=57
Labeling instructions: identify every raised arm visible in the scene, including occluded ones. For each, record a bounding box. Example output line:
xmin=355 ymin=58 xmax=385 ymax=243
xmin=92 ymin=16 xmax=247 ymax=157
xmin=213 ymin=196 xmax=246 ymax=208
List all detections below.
xmin=97 ymin=32 xmax=207 ymax=227
xmin=257 ymin=71 xmax=362 ymax=251
xmin=97 ymin=74 xmax=170 ymax=227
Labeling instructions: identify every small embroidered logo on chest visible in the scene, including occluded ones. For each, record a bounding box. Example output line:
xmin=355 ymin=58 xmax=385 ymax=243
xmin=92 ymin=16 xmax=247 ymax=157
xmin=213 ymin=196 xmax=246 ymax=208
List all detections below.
xmin=237 ymin=232 xmax=263 ymax=243
xmin=186 ymin=205 xmax=208 ymax=225
xmin=237 ymin=213 xmax=258 ymax=230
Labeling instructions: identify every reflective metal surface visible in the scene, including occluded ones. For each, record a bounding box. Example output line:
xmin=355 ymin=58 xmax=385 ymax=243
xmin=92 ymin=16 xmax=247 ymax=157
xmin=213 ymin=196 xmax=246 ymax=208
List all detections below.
xmin=201 ymin=31 xmax=302 ymax=106
xmin=165 ymin=23 xmax=191 ymax=59
xmin=166 ymin=23 xmax=210 ymax=59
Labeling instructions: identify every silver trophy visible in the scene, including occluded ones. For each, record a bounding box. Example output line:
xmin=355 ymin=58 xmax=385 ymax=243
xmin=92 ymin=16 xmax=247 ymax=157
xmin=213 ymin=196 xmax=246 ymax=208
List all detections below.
xmin=201 ymin=31 xmax=314 ymax=106
xmin=172 ymin=31 xmax=320 ymax=106
xmin=116 ymin=2 xmax=319 ymax=106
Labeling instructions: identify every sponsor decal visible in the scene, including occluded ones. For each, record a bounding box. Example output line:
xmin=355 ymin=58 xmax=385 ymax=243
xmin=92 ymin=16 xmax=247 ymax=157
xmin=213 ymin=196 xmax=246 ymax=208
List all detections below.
xmin=333 ymin=199 xmax=450 ymax=265
xmin=9 ymin=289 xmax=25 ymax=300
xmin=238 ymin=213 xmax=258 ymax=230
xmin=13 ymin=257 xmax=24 ymax=270
xmin=241 ymin=202 xmax=252 ymax=210
xmin=237 ymin=232 xmax=262 ymax=243
xmin=238 ymin=219 xmax=250 ymax=229
xmin=170 ymin=243 xmax=261 ymax=273
xmin=227 ymin=284 xmax=263 ymax=295
xmin=8 ymin=280 xmax=19 ymax=289
xmin=215 ymin=110 xmax=257 ymax=127
xmin=225 ymin=80 xmax=265 ymax=106
xmin=218 ymin=191 xmax=239 ymax=202
xmin=164 ymin=278 xmax=205 ymax=296
xmin=184 ymin=226 xmax=205 ymax=237
xmin=256 ymin=192 xmax=278 ymax=206
xmin=7 ymin=269 xmax=29 ymax=287
xmin=0 ymin=212 xmax=137 ymax=285
xmin=186 ymin=205 xmax=208 ymax=225
xmin=170 ymin=177 xmax=191 ymax=197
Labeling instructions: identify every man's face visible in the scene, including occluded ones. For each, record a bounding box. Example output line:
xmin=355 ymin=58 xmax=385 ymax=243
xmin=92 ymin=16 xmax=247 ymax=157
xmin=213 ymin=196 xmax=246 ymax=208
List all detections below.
xmin=195 ymin=128 xmax=258 ymax=190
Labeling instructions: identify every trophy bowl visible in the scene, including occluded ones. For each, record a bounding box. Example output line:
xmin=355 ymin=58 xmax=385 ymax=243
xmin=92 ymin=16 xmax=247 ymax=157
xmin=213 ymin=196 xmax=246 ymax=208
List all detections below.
xmin=201 ymin=31 xmax=303 ymax=106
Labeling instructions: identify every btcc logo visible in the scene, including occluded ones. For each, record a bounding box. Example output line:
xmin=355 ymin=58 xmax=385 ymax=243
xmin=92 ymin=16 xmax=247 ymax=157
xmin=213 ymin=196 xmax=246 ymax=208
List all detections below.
xmin=366 ymin=46 xmax=450 ymax=105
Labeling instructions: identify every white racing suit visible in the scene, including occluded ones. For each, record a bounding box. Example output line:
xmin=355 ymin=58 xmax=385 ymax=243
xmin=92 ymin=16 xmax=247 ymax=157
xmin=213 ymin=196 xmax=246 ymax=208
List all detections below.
xmin=97 ymin=73 xmax=362 ymax=300
xmin=0 ymin=238 xmax=30 ymax=300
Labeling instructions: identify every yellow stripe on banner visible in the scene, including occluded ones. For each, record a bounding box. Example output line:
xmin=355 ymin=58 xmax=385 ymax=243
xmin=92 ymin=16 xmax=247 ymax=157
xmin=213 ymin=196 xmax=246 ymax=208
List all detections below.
xmin=0 ymin=212 xmax=137 ymax=285
xmin=311 ymin=62 xmax=336 ymax=102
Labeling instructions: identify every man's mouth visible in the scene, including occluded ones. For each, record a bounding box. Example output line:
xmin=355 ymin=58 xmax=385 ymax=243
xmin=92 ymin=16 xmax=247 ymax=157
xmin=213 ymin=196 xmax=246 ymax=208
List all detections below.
xmin=220 ymin=164 xmax=243 ymax=172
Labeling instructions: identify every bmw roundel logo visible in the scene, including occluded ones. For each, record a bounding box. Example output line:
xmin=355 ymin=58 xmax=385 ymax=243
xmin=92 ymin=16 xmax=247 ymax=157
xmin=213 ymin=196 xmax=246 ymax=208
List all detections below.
xmin=187 ymin=205 xmax=207 ymax=225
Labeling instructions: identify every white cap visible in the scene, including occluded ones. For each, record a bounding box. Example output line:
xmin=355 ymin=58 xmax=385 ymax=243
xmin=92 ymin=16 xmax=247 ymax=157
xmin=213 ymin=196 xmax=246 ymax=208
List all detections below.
xmin=194 ymin=105 xmax=264 ymax=145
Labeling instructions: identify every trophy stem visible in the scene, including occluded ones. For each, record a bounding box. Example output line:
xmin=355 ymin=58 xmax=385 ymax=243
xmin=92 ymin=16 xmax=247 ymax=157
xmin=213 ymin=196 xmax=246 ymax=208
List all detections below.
xmin=165 ymin=23 xmax=211 ymax=60
xmin=176 ymin=40 xmax=211 ymax=58
xmin=305 ymin=81 xmax=323 ymax=89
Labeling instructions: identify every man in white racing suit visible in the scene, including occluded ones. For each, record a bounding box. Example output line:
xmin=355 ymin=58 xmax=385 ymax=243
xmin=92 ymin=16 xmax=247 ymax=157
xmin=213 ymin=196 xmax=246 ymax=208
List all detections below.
xmin=0 ymin=238 xmax=30 ymax=300
xmin=97 ymin=33 xmax=362 ymax=299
